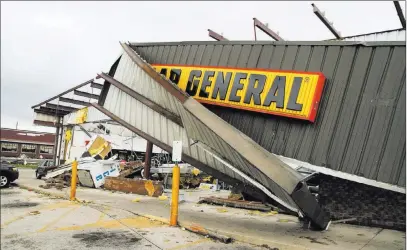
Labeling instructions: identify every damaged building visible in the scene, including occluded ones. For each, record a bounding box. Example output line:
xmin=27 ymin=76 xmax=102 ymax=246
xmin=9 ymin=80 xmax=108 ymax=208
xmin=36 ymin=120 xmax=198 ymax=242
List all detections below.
xmin=31 ymin=38 xmax=406 ymax=231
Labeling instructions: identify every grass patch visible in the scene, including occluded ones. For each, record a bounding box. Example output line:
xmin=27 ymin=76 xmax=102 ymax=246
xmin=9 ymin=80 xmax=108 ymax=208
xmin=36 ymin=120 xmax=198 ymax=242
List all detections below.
xmin=12 ymin=164 xmax=38 ymax=169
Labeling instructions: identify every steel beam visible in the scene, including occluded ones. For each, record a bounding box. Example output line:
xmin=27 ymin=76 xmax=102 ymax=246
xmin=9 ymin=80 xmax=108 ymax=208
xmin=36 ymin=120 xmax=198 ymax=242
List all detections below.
xmin=253 ymin=18 xmax=284 ymax=41
xmin=393 ymin=1 xmax=406 ymax=29
xmin=144 ymin=141 xmax=153 ymax=179
xmin=59 ymin=97 xmax=91 ymax=107
xmin=31 ymin=79 xmax=94 ymax=109
xmin=33 ymin=120 xmax=61 ymax=127
xmin=46 ymin=103 xmax=78 ymax=112
xmin=311 ymin=3 xmax=342 ymax=39
xmin=208 ymin=29 xmax=228 ymax=41
xmin=34 ymin=108 xmax=67 ymax=117
xmin=39 ymin=106 xmax=70 ymax=116
xmin=53 ymin=118 xmax=61 ymax=165
xmin=74 ymin=90 xmax=100 ymax=100
xmin=90 ymin=82 xmax=104 ymax=90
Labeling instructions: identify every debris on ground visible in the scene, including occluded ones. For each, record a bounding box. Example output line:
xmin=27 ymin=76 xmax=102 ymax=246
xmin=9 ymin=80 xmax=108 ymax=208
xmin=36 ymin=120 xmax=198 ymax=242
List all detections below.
xmin=198 ymin=196 xmax=273 ymax=212
xmin=118 ymin=161 xmax=144 ymax=178
xmin=216 ymin=208 xmax=228 ymax=213
xmin=28 ymin=211 xmax=40 ymax=215
xmin=104 ymin=177 xmax=164 ymax=197
xmin=158 ymin=195 xmax=168 ymax=201
xmin=40 ymin=171 xmax=73 ymax=190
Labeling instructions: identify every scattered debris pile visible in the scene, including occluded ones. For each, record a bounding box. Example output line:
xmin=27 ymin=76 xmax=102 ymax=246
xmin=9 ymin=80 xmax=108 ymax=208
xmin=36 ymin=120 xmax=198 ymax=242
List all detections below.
xmin=118 ymin=161 xmax=144 ymax=178
xmin=39 ymin=171 xmax=74 ymax=190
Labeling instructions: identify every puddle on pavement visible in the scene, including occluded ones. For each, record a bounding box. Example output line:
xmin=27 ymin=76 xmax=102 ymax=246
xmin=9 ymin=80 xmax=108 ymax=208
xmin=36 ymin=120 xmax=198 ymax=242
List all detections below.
xmin=72 ymin=231 xmax=141 ymax=247
xmin=2 ymin=202 xmax=39 ymax=208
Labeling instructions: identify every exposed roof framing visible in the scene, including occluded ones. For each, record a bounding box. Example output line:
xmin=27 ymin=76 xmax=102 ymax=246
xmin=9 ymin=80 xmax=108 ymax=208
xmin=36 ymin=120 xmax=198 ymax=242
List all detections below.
xmin=73 ymin=90 xmax=100 ymax=100
xmin=45 ymin=103 xmax=78 ymax=112
xmin=253 ymin=18 xmax=284 ymax=41
xmin=90 ymin=82 xmax=104 ymax=90
xmin=311 ymin=3 xmax=342 ymax=39
xmin=59 ymin=97 xmax=91 ymax=106
xmin=31 ymin=79 xmax=97 ymax=109
xmin=34 ymin=107 xmax=69 ymax=117
xmin=31 ymin=78 xmax=103 ymax=125
xmin=208 ymin=29 xmax=228 ymax=41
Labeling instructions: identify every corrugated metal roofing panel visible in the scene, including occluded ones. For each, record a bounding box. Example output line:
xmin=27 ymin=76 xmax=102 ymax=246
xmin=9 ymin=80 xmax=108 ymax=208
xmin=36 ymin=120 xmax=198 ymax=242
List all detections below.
xmin=340 ymin=29 xmax=406 ymax=42
xmin=130 ymin=42 xmax=406 ymax=187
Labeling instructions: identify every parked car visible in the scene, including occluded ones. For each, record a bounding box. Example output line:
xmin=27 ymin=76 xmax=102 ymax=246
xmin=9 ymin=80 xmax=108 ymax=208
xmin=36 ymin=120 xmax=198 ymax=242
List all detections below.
xmin=0 ymin=163 xmax=19 ymax=188
xmin=35 ymin=160 xmax=57 ymax=179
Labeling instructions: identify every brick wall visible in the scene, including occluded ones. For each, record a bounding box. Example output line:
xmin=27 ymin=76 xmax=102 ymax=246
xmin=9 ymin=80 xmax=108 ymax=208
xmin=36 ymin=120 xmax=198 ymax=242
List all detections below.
xmin=318 ymin=175 xmax=406 ymax=231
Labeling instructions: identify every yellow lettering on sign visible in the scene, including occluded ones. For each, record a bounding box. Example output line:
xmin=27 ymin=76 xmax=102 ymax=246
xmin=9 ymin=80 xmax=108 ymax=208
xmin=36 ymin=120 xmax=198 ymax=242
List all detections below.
xmin=152 ymin=65 xmax=326 ymax=122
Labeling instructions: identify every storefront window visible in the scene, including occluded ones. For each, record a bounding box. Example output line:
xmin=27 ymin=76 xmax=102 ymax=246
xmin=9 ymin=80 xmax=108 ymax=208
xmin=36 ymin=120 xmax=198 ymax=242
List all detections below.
xmin=21 ymin=144 xmax=36 ymax=153
xmin=40 ymin=145 xmax=53 ymax=154
xmin=1 ymin=142 xmax=18 ymax=152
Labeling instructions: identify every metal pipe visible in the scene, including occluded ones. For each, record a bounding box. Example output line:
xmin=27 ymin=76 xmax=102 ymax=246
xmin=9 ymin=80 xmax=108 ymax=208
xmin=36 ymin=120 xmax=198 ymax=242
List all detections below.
xmin=144 ymin=141 xmax=153 ymax=179
xmin=170 ymin=163 xmax=180 ymax=226
xmin=70 ymin=160 xmax=78 ymax=201
xmin=393 ymin=1 xmax=406 ymax=28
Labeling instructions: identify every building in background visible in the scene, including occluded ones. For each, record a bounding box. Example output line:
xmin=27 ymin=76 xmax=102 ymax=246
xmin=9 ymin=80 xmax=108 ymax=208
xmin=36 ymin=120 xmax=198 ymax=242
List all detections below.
xmin=0 ymin=128 xmax=55 ymax=159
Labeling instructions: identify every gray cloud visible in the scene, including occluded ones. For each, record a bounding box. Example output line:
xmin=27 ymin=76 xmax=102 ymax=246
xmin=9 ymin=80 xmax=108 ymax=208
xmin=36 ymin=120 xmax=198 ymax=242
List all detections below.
xmin=1 ymin=1 xmax=405 ymax=132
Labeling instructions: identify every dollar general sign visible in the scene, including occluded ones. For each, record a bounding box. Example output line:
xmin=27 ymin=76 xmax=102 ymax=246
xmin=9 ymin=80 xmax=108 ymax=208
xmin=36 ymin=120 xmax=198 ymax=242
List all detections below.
xmin=153 ymin=64 xmax=326 ymax=122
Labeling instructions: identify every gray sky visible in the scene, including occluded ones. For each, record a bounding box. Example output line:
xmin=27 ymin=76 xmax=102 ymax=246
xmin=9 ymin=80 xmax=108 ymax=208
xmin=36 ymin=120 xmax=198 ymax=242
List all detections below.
xmin=1 ymin=1 xmax=405 ymax=133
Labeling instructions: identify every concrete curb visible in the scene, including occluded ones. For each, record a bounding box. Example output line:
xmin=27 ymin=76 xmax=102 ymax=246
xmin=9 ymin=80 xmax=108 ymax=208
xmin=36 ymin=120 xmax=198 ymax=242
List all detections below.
xmin=17 ymin=184 xmax=306 ymax=249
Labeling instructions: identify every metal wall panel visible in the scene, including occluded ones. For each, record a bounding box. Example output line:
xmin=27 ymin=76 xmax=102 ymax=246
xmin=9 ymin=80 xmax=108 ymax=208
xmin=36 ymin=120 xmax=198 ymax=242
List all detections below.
xmin=131 ymin=41 xmax=406 ymax=187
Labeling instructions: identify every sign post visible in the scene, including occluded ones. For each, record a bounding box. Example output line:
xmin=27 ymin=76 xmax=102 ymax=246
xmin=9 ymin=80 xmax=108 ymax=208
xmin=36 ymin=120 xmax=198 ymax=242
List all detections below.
xmin=170 ymin=141 xmax=182 ymax=226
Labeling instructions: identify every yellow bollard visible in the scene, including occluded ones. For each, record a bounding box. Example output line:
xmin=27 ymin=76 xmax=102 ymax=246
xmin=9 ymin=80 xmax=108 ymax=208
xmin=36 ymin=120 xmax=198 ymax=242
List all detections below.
xmin=170 ymin=163 xmax=180 ymax=226
xmin=70 ymin=160 xmax=78 ymax=201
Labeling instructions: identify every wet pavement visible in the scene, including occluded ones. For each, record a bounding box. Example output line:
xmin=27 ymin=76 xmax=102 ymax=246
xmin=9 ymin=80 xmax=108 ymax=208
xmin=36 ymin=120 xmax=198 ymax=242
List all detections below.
xmin=1 ymin=185 xmax=263 ymax=250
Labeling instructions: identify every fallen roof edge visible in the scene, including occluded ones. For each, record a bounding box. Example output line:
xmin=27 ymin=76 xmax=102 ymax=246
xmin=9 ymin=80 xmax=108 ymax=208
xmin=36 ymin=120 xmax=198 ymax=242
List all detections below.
xmin=129 ymin=40 xmax=406 ymax=47
xmin=276 ymin=155 xmax=406 ymax=194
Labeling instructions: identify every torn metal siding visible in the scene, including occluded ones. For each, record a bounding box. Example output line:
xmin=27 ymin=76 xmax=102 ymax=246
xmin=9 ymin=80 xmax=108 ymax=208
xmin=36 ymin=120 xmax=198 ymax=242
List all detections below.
xmin=102 ymin=49 xmax=302 ymax=212
xmin=131 ymin=42 xmax=406 ymax=187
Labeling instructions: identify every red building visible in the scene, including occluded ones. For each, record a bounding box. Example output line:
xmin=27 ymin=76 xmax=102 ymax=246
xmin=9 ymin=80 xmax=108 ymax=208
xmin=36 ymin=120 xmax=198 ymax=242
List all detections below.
xmin=0 ymin=128 xmax=55 ymax=159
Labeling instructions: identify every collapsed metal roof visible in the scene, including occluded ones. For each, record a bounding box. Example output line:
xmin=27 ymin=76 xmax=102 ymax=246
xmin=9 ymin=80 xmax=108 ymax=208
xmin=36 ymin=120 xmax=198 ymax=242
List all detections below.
xmin=93 ymin=42 xmax=331 ymax=229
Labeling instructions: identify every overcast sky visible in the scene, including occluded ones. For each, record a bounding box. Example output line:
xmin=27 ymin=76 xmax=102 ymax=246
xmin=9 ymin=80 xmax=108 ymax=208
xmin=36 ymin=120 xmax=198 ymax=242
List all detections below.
xmin=1 ymin=1 xmax=405 ymax=133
